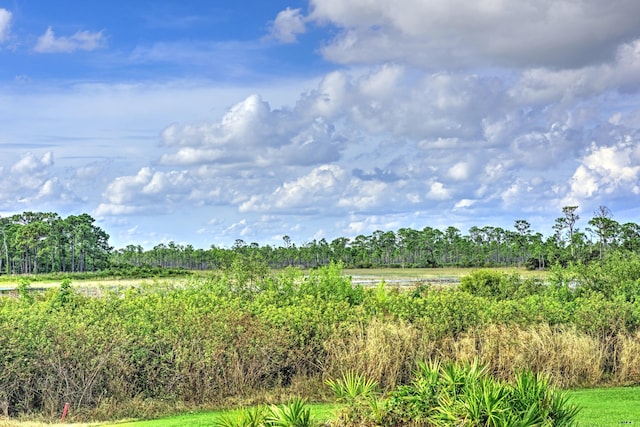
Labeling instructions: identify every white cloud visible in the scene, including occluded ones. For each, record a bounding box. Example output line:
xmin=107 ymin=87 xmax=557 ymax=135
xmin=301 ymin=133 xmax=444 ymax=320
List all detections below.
xmin=338 ymin=179 xmax=390 ymax=210
xmin=568 ymin=138 xmax=640 ymax=201
xmin=34 ymin=26 xmax=106 ymax=53
xmin=447 ymin=162 xmax=470 ymax=181
xmin=160 ymin=94 xmax=346 ymax=168
xmin=454 ymin=199 xmax=476 ymax=209
xmin=10 ymin=152 xmax=53 ymax=174
xmin=309 ymin=0 xmax=640 ymax=69
xmin=510 ymin=39 xmax=640 ymax=104
xmin=0 ymin=8 xmax=11 ymax=43
xmin=267 ymin=7 xmax=307 ymax=43
xmin=426 ymin=181 xmax=451 ymax=200
xmin=240 ymin=164 xmax=348 ymax=212
xmin=0 ymin=152 xmax=79 ymax=208
xmin=297 ymin=71 xmax=350 ymax=118
xmin=96 ymin=167 xmax=196 ymax=216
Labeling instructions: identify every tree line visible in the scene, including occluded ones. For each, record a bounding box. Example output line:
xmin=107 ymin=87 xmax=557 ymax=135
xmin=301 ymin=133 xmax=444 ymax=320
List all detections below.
xmin=0 ymin=212 xmax=111 ymax=274
xmin=2 ymin=205 xmax=638 ymax=275
xmin=112 ymin=205 xmax=640 ymax=271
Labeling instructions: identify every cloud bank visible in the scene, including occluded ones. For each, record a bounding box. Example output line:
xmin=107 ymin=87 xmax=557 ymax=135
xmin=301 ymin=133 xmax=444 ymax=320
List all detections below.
xmin=3 ymin=0 xmax=640 ymax=248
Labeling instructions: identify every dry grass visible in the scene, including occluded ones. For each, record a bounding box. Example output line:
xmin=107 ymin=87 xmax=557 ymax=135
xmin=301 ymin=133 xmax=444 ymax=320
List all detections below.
xmin=343 ymin=266 xmax=547 ymax=280
xmin=322 ymin=319 xmax=436 ymax=390
xmin=616 ymin=330 xmax=640 ymax=384
xmin=461 ymin=324 xmax=605 ymax=387
xmin=0 ymin=277 xmax=191 ymax=289
xmin=323 ymin=320 xmax=613 ymax=390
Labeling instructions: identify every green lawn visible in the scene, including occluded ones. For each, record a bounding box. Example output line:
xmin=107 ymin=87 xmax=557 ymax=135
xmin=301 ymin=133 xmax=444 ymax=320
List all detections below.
xmin=1 ymin=388 xmax=637 ymax=426
xmin=104 ymin=387 xmax=638 ymax=426
xmin=571 ymin=386 xmax=640 ymax=426
xmin=108 ymin=403 xmax=340 ymax=427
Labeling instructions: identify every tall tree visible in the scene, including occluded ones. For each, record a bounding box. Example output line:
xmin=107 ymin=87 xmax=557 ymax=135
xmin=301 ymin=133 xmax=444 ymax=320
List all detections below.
xmin=514 ymin=220 xmax=532 ymax=265
xmin=587 ymin=206 xmax=619 ymax=259
xmin=553 ymin=206 xmax=580 ymax=258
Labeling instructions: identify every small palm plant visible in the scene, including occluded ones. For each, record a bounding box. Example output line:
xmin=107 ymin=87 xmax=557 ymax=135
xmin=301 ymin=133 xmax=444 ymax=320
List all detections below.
xmin=213 ymin=405 xmax=268 ymax=427
xmin=326 ymin=371 xmax=380 ymax=426
xmin=214 ymin=400 xmax=318 ymax=427
xmin=510 ymin=370 xmax=580 ymax=427
xmin=265 ymin=397 xmax=315 ymax=427
xmin=325 ymin=371 xmax=379 ymax=404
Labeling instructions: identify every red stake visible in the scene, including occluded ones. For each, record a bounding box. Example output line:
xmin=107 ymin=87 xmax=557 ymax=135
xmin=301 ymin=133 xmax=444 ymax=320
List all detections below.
xmin=61 ymin=402 xmax=70 ymax=422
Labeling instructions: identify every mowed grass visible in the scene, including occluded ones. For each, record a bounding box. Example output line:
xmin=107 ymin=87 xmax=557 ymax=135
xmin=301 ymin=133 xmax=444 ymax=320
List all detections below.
xmin=571 ymin=386 xmax=640 ymax=426
xmin=99 ymin=403 xmax=339 ymax=427
xmin=5 ymin=388 xmax=634 ymax=427
xmin=104 ymin=388 xmax=640 ymax=426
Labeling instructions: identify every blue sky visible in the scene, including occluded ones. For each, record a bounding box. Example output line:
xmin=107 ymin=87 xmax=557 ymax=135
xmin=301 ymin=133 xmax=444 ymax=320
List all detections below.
xmin=2 ymin=0 xmax=640 ymax=249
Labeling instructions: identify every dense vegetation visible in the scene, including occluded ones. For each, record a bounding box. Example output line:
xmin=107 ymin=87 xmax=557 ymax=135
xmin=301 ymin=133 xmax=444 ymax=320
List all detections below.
xmin=2 ymin=205 xmax=638 ymax=274
xmin=114 ymin=205 xmax=640 ymax=270
xmin=0 ymin=212 xmax=110 ymax=274
xmin=1 ymin=252 xmax=640 ymax=422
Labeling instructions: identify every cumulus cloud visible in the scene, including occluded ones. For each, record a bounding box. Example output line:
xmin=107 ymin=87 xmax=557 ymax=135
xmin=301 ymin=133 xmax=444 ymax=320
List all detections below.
xmin=308 ymin=0 xmax=640 ymax=69
xmin=160 ymin=94 xmax=346 ymax=168
xmin=568 ymin=138 xmax=640 ymax=201
xmin=35 ymin=26 xmax=106 ymax=53
xmin=426 ymin=181 xmax=451 ymax=200
xmin=96 ymin=167 xmax=196 ymax=215
xmin=240 ymin=164 xmax=348 ymax=213
xmin=0 ymin=8 xmax=11 ymax=43
xmin=267 ymin=7 xmax=307 ymax=43
xmin=447 ymin=162 xmax=470 ymax=181
xmin=0 ymin=152 xmax=79 ymax=207
xmin=510 ymin=38 xmax=640 ymax=104
xmin=94 ymin=61 xmax=619 ymax=225
xmin=10 ymin=152 xmax=54 ymax=175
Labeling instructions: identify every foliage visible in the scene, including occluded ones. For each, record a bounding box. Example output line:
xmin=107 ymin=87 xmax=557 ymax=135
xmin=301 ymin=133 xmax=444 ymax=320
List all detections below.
xmin=265 ymin=398 xmax=315 ymax=427
xmin=459 ymin=269 xmax=545 ymax=300
xmin=0 ymin=212 xmax=110 ymax=275
xmin=5 ymin=205 xmax=640 ymax=273
xmin=2 ymin=256 xmax=640 ymax=422
xmin=213 ymin=405 xmax=268 ymax=427
xmin=213 ymin=399 xmax=316 ymax=427
xmin=325 ymin=371 xmax=379 ymax=404
xmin=329 ymin=360 xmax=580 ymax=427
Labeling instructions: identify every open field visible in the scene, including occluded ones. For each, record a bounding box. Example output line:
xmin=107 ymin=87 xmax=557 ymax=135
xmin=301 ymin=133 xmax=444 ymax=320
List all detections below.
xmin=0 ymin=268 xmax=460 ymax=296
xmin=344 ymin=266 xmax=548 ymax=278
xmin=344 ymin=266 xmax=547 ymax=287
xmin=0 ymin=277 xmax=193 ymax=296
xmin=0 ymin=266 xmax=546 ymax=293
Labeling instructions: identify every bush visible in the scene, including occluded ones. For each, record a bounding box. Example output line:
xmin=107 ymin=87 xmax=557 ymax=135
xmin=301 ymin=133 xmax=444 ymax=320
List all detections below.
xmin=3 ymin=260 xmax=640 ymax=421
xmin=459 ymin=270 xmax=518 ymax=299
xmin=329 ymin=360 xmax=581 ymax=427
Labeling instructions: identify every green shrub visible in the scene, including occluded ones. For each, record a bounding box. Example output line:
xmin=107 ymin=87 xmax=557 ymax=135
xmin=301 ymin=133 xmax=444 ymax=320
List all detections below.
xmin=329 ymin=360 xmax=581 ymax=427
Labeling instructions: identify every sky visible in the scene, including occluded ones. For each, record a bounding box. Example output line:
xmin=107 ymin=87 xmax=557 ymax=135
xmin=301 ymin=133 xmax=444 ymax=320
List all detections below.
xmin=1 ymin=0 xmax=640 ymax=249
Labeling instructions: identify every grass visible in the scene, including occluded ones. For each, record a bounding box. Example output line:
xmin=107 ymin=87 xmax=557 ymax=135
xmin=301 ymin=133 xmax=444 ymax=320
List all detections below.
xmin=344 ymin=266 xmax=547 ymax=279
xmin=105 ymin=388 xmax=639 ymax=426
xmin=3 ymin=388 xmax=633 ymax=427
xmin=571 ymin=386 xmax=640 ymax=426
xmin=0 ymin=267 xmax=540 ymax=292
xmin=108 ymin=403 xmax=340 ymax=427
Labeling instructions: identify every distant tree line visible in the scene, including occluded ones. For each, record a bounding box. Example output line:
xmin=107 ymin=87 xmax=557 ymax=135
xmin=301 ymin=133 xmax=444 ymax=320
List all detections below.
xmin=2 ymin=205 xmax=638 ymax=275
xmin=111 ymin=205 xmax=640 ymax=271
xmin=0 ymin=212 xmax=111 ymax=274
